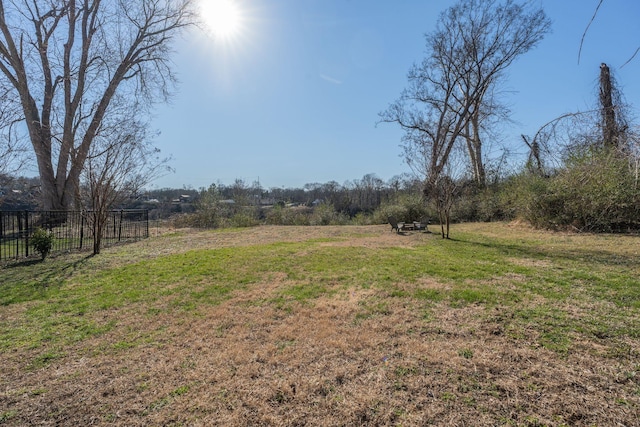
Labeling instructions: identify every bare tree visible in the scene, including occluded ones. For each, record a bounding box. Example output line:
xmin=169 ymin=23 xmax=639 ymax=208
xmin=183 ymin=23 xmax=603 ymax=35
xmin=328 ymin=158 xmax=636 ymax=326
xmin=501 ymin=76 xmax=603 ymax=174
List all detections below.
xmin=0 ymin=0 xmax=194 ymax=210
xmin=427 ymin=146 xmax=468 ymax=239
xmin=81 ymin=115 xmax=170 ymax=254
xmin=598 ymin=63 xmax=630 ymax=150
xmin=351 ymin=173 xmax=384 ymax=213
xmin=600 ymin=63 xmax=617 ymax=147
xmin=522 ymin=64 xmax=632 ymax=173
xmin=381 ymin=0 xmax=550 ymax=194
xmin=525 ymin=110 xmax=610 ymax=175
xmin=451 ymin=0 xmax=550 ymax=186
xmin=521 ymin=134 xmax=544 ymax=175
xmin=0 ymin=85 xmax=26 ymax=179
xmin=520 ymin=112 xmax=587 ymax=176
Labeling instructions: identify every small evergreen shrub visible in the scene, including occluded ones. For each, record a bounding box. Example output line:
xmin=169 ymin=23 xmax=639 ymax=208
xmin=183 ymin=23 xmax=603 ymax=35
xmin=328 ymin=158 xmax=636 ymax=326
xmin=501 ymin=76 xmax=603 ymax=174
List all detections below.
xmin=31 ymin=228 xmax=54 ymax=260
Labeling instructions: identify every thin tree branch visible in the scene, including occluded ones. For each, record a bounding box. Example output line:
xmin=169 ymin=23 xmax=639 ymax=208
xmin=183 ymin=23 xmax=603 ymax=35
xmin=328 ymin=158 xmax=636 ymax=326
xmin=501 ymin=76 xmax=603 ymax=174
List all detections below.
xmin=578 ymin=0 xmax=604 ymax=64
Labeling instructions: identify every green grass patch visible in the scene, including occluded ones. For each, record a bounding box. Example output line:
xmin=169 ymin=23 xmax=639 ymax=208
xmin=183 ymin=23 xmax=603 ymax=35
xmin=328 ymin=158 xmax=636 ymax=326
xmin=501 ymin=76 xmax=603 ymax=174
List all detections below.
xmin=280 ymin=283 xmax=330 ymax=303
xmin=28 ymin=350 xmax=65 ymax=370
xmin=2 ymin=224 xmax=640 ymax=357
xmin=0 ymin=410 xmax=17 ymax=423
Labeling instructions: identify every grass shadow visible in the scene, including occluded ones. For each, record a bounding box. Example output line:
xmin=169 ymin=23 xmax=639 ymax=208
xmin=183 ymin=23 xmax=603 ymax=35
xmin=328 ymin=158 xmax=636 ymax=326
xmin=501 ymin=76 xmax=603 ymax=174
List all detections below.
xmin=451 ymin=235 xmax=640 ymax=270
xmin=0 ymin=254 xmax=94 ymax=305
xmin=2 ymin=258 xmax=45 ymax=268
xmin=449 ymin=232 xmax=640 ymax=309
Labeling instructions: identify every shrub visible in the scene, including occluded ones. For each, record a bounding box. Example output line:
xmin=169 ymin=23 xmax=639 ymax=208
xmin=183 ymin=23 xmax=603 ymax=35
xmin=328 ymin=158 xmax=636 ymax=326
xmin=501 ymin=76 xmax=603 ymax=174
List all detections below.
xmin=309 ymin=203 xmax=349 ymax=226
xmin=500 ymin=172 xmax=565 ymax=229
xmin=455 ymin=185 xmax=507 ymax=222
xmin=264 ymin=205 xmax=311 ymax=225
xmin=171 ymin=211 xmax=220 ymax=228
xmin=172 ymin=200 xmax=262 ymax=229
xmin=373 ymin=194 xmax=430 ymax=224
xmin=229 ymin=210 xmax=261 ymax=228
xmin=551 ymin=149 xmax=640 ymax=231
xmin=264 ymin=205 xmax=285 ymax=225
xmin=351 ymin=212 xmax=374 ymax=225
xmin=503 ymin=148 xmax=640 ymax=231
xmin=31 ymin=228 xmax=54 ymax=260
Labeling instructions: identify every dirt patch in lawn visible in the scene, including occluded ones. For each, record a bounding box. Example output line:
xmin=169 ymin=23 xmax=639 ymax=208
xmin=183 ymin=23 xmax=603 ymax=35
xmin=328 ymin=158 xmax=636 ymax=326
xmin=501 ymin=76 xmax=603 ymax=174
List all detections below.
xmin=152 ymin=225 xmax=433 ymax=250
xmin=1 ymin=225 xmax=638 ymax=426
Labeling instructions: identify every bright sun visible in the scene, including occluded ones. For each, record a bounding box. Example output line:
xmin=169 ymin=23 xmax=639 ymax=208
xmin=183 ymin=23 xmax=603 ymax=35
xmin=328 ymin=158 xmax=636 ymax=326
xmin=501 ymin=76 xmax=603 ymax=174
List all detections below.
xmin=200 ymin=0 xmax=242 ymax=41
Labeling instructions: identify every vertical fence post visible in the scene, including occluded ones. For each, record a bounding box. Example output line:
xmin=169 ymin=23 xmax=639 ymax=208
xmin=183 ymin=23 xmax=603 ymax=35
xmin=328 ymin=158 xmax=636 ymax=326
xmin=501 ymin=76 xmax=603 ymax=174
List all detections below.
xmin=17 ymin=211 xmax=23 ymax=258
xmin=0 ymin=212 xmax=2 ymax=260
xmin=24 ymin=210 xmax=30 ymax=258
xmin=79 ymin=211 xmax=85 ymax=250
xmin=118 ymin=210 xmax=123 ymax=242
xmin=145 ymin=210 xmax=149 ymax=239
xmin=0 ymin=212 xmax=4 ymax=260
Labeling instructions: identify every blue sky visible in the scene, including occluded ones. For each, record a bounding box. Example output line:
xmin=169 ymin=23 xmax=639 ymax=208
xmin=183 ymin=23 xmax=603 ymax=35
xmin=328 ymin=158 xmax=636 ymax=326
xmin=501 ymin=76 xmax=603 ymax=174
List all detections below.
xmin=149 ymin=0 xmax=640 ymax=191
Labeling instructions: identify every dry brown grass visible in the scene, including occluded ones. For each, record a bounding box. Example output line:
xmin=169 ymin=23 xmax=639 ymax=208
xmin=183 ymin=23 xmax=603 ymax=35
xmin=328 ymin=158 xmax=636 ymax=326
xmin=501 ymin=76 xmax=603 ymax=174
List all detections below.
xmin=1 ymin=224 xmax=639 ymax=426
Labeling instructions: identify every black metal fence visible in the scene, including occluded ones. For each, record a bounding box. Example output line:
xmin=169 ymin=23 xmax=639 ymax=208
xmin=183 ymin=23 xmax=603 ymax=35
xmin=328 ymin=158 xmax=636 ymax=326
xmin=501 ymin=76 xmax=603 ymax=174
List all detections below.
xmin=0 ymin=210 xmax=149 ymax=261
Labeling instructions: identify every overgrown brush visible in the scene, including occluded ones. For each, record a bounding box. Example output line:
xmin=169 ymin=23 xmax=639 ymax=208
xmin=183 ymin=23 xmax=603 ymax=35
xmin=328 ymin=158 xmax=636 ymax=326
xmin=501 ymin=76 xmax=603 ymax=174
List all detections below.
xmin=504 ymin=148 xmax=640 ymax=231
xmin=373 ymin=194 xmax=429 ymax=223
xmin=264 ymin=205 xmax=311 ymax=225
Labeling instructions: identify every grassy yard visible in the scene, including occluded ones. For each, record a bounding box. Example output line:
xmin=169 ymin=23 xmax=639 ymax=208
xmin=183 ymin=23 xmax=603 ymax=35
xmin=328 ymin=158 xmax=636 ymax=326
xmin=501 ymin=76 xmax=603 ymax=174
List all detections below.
xmin=0 ymin=223 xmax=639 ymax=426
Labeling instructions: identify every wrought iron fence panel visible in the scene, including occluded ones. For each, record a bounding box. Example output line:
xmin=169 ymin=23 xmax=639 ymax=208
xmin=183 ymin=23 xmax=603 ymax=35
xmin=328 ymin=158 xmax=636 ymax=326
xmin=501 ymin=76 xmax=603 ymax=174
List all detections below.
xmin=0 ymin=210 xmax=149 ymax=261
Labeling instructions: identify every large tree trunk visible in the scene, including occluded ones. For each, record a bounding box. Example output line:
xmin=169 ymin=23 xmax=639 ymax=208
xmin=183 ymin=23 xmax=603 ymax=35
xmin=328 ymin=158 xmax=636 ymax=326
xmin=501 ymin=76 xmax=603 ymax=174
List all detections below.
xmin=465 ymin=114 xmax=486 ymax=186
xmin=0 ymin=0 xmax=192 ymax=211
xmin=600 ymin=63 xmax=618 ymax=148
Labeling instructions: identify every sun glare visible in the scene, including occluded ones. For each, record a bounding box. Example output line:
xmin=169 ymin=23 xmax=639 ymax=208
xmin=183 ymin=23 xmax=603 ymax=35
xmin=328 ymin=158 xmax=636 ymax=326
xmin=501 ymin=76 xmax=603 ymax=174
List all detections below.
xmin=200 ymin=0 xmax=243 ymax=41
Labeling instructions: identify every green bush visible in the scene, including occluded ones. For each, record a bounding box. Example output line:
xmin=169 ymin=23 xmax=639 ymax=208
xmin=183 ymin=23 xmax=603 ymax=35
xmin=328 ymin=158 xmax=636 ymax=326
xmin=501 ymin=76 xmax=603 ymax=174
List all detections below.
xmin=553 ymin=149 xmax=640 ymax=231
xmin=468 ymin=186 xmax=506 ymax=222
xmin=503 ymin=149 xmax=640 ymax=231
xmin=264 ymin=205 xmax=311 ymax=225
xmin=351 ymin=212 xmax=375 ymax=225
xmin=499 ymin=173 xmax=547 ymax=227
xmin=263 ymin=205 xmax=285 ymax=225
xmin=173 ymin=197 xmax=262 ymax=229
xmin=229 ymin=210 xmax=261 ymax=228
xmin=265 ymin=204 xmax=351 ymax=226
xmin=171 ymin=211 xmax=220 ymax=228
xmin=31 ymin=228 xmax=54 ymax=260
xmin=309 ymin=203 xmax=349 ymax=226
xmin=373 ymin=194 xmax=430 ymax=224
